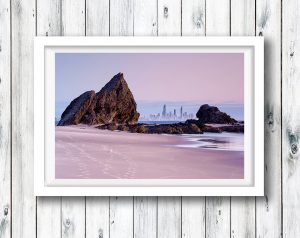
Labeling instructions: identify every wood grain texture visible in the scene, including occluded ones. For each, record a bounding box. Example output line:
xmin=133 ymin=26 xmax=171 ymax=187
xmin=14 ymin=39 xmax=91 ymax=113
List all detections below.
xmin=132 ymin=2 xmax=158 ymax=238
xmin=37 ymin=197 xmax=61 ymax=238
xmin=36 ymin=0 xmax=61 ymax=36
xmin=206 ymin=0 xmax=230 ymax=36
xmin=181 ymin=2 xmax=206 ymax=237
xmin=109 ymin=3 xmax=134 ymax=237
xmin=0 ymin=0 xmax=10 ymax=237
xmin=206 ymin=198 xmax=230 ymax=238
xmin=256 ymin=0 xmax=282 ymax=237
xmin=61 ymin=1 xmax=86 ymax=238
xmin=62 ymin=197 xmax=85 ymax=238
xmin=158 ymin=0 xmax=181 ymax=35
xmin=61 ymin=0 xmax=85 ymax=36
xmin=110 ymin=197 xmax=133 ymax=238
xmin=110 ymin=0 xmax=134 ymax=36
xmin=157 ymin=2 xmax=182 ymax=237
xmin=85 ymin=1 xmax=110 ymax=238
xmin=86 ymin=197 xmax=110 ymax=238
xmin=230 ymin=1 xmax=256 ymax=237
xmin=86 ymin=0 xmax=109 ymax=36
xmin=205 ymin=1 xmax=231 ymax=237
xmin=36 ymin=1 xmax=62 ymax=237
xmin=134 ymin=197 xmax=157 ymax=238
xmin=182 ymin=0 xmax=205 ymax=36
xmin=182 ymin=197 xmax=205 ymax=238
xmin=282 ymin=0 xmax=300 ymax=237
xmin=11 ymin=0 xmax=36 ymax=237
xmin=157 ymin=197 xmax=181 ymax=238
xmin=133 ymin=0 xmax=157 ymax=36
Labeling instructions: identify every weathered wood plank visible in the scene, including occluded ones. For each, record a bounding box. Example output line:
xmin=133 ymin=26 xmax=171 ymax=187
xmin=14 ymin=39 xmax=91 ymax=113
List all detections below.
xmin=0 ymin=0 xmax=11 ymax=237
xmin=157 ymin=1 xmax=182 ymax=237
xmin=206 ymin=198 xmax=230 ymax=238
xmin=206 ymin=0 xmax=230 ymax=36
xmin=62 ymin=197 xmax=85 ymax=238
xmin=231 ymin=0 xmax=255 ymax=36
xmin=36 ymin=0 xmax=61 ymax=36
xmin=181 ymin=1 xmax=206 ymax=237
xmin=182 ymin=197 xmax=205 ymax=238
xmin=134 ymin=0 xmax=157 ymax=36
xmin=11 ymin=0 xmax=36 ymax=237
xmin=157 ymin=0 xmax=181 ymax=35
xmin=230 ymin=1 xmax=256 ymax=237
xmin=110 ymin=0 xmax=134 ymax=36
xmin=62 ymin=0 xmax=85 ymax=36
xmin=230 ymin=197 xmax=255 ymax=238
xmin=205 ymin=1 xmax=231 ymax=237
xmin=256 ymin=0 xmax=282 ymax=237
xmin=86 ymin=197 xmax=109 ymax=238
xmin=157 ymin=197 xmax=181 ymax=238
xmin=60 ymin=1 xmax=86 ymax=238
xmin=182 ymin=0 xmax=205 ymax=36
xmin=134 ymin=197 xmax=157 ymax=238
xmin=86 ymin=0 xmax=109 ymax=36
xmin=133 ymin=2 xmax=158 ymax=238
xmin=110 ymin=197 xmax=133 ymax=238
xmin=282 ymin=0 xmax=300 ymax=237
xmin=37 ymin=197 xmax=61 ymax=238
xmin=109 ymin=3 xmax=134 ymax=237
xmin=36 ymin=1 xmax=62 ymax=237
xmin=85 ymin=1 xmax=110 ymax=238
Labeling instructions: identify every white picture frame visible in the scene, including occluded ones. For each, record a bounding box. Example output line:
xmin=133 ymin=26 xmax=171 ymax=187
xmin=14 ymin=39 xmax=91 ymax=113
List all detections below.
xmin=34 ymin=36 xmax=264 ymax=196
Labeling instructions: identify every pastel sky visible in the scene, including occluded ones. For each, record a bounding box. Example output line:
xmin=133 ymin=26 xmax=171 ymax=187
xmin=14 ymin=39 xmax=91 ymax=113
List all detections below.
xmin=56 ymin=53 xmax=244 ymax=104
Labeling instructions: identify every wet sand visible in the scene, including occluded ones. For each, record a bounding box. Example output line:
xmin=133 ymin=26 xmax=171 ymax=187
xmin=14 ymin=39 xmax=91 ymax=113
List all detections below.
xmin=55 ymin=125 xmax=244 ymax=179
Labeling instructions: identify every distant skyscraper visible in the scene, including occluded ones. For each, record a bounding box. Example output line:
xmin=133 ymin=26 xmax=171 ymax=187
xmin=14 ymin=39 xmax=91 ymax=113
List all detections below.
xmin=162 ymin=104 xmax=166 ymax=118
xmin=174 ymin=109 xmax=177 ymax=118
xmin=180 ymin=106 xmax=183 ymax=119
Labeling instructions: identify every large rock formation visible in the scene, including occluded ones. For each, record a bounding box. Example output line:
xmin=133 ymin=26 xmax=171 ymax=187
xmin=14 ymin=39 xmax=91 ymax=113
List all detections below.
xmin=57 ymin=73 xmax=140 ymax=126
xmin=196 ymin=104 xmax=237 ymax=124
xmin=57 ymin=90 xmax=96 ymax=126
xmin=93 ymin=73 xmax=140 ymax=124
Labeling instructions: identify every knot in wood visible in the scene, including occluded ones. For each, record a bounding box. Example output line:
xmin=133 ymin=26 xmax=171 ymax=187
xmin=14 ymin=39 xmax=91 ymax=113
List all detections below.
xmin=98 ymin=228 xmax=103 ymax=238
xmin=267 ymin=111 xmax=274 ymax=129
xmin=65 ymin=218 xmax=71 ymax=227
xmin=196 ymin=18 xmax=202 ymax=28
xmin=291 ymin=143 xmax=298 ymax=155
xmin=164 ymin=7 xmax=168 ymax=18
xmin=3 ymin=206 xmax=8 ymax=216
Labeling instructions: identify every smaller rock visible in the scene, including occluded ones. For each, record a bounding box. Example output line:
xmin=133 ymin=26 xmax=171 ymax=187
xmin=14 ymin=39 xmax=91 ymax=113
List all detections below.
xmin=196 ymin=104 xmax=237 ymax=124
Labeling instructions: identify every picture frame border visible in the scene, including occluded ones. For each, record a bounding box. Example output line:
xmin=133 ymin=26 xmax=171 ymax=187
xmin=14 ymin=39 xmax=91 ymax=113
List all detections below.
xmin=34 ymin=36 xmax=264 ymax=196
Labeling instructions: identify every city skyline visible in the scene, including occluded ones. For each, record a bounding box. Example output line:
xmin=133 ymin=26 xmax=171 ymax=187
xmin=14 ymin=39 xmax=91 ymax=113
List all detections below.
xmin=141 ymin=104 xmax=195 ymax=121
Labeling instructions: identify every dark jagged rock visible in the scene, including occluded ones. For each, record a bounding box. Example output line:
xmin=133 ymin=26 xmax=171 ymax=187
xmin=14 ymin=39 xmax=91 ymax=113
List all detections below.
xmin=219 ymin=125 xmax=244 ymax=133
xmin=97 ymin=122 xmax=202 ymax=134
xmin=57 ymin=90 xmax=96 ymax=126
xmin=94 ymin=73 xmax=140 ymax=124
xmin=196 ymin=104 xmax=237 ymax=124
xmin=58 ymin=73 xmax=140 ymax=126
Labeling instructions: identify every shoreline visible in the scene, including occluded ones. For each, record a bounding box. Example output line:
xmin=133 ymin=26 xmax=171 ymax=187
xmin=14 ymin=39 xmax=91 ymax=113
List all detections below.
xmin=55 ymin=125 xmax=244 ymax=179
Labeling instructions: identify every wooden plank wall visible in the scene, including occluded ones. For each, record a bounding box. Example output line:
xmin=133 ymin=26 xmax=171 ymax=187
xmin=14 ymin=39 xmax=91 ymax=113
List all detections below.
xmin=0 ymin=0 xmax=295 ymax=237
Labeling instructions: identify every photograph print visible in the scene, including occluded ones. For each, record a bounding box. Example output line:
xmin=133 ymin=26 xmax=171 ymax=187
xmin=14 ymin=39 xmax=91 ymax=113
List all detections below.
xmin=55 ymin=53 xmax=244 ymax=179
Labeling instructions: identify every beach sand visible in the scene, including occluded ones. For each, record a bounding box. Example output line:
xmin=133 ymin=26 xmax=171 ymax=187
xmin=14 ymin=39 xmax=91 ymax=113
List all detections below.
xmin=55 ymin=125 xmax=244 ymax=179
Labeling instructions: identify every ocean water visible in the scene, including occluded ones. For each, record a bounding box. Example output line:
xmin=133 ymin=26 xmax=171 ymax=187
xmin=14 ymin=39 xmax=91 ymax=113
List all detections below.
xmin=175 ymin=132 xmax=244 ymax=152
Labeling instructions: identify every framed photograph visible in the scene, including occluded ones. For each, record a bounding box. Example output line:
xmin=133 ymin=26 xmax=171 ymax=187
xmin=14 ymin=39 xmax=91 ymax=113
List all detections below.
xmin=34 ymin=37 xmax=264 ymax=196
